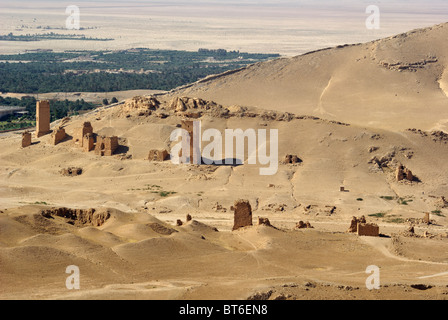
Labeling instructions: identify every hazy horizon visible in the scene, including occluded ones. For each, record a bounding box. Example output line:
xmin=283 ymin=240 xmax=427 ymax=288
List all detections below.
xmin=1 ymin=0 xmax=448 ymax=55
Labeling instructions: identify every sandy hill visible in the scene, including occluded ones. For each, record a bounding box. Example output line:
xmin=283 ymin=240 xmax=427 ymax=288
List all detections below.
xmin=1 ymin=23 xmax=448 ymax=300
xmin=1 ymin=92 xmax=447 ymax=299
xmin=169 ymin=23 xmax=448 ymax=132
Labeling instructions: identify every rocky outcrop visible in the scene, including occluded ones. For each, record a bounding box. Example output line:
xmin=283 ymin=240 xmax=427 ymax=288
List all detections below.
xmin=407 ymin=128 xmax=448 ymax=144
xmin=435 ymin=196 xmax=448 ymax=209
xmin=169 ymin=96 xmax=219 ymax=112
xmin=40 ymin=207 xmax=110 ymax=227
xmin=380 ymin=56 xmax=438 ymax=72
xmin=123 ymin=96 xmax=160 ymax=112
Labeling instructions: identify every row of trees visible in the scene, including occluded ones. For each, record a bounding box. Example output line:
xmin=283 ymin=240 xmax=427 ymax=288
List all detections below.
xmin=0 ymin=96 xmax=97 ymax=121
xmin=0 ymin=49 xmax=279 ymax=93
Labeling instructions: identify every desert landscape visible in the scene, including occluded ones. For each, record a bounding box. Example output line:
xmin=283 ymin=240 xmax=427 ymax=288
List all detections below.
xmin=1 ymin=1 xmax=448 ymax=302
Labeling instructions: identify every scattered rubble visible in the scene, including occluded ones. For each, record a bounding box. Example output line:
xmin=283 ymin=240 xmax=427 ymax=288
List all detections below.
xmin=296 ymin=221 xmax=313 ymax=229
xmin=60 ymin=167 xmax=83 ymax=177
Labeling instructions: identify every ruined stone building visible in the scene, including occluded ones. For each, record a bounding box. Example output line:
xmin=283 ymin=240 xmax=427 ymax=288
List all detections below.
xmin=148 ymin=149 xmax=169 ymax=162
xmin=357 ymin=223 xmax=379 ymax=237
xmin=36 ymin=100 xmax=51 ymax=137
xmin=51 ymin=127 xmax=66 ymax=145
xmin=95 ymin=136 xmax=119 ymax=156
xmin=76 ymin=122 xmax=93 ymax=147
xmin=396 ymin=164 xmax=414 ymax=182
xmin=347 ymin=216 xmax=379 ymax=237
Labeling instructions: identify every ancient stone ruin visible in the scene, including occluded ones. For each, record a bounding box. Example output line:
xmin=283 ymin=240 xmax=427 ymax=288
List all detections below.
xmin=40 ymin=207 xmax=110 ymax=227
xmin=396 ymin=164 xmax=415 ymax=182
xmin=181 ymin=120 xmax=201 ymax=164
xmin=283 ymin=154 xmax=302 ymax=164
xmin=76 ymin=122 xmax=93 ymax=147
xmin=36 ymin=100 xmax=51 ymax=137
xmin=347 ymin=216 xmax=366 ymax=233
xmin=95 ymin=136 xmax=119 ymax=156
xmin=357 ymin=223 xmax=380 ymax=237
xmin=60 ymin=167 xmax=82 ymax=177
xmin=296 ymin=221 xmax=314 ymax=229
xmin=21 ymin=131 xmax=31 ymax=148
xmin=51 ymin=126 xmax=66 ymax=145
xmin=83 ymin=133 xmax=95 ymax=152
xmin=258 ymin=217 xmax=272 ymax=227
xmin=232 ymin=200 xmax=253 ymax=231
xmin=148 ymin=149 xmax=169 ymax=162
xmin=347 ymin=216 xmax=379 ymax=237
xmin=423 ymin=212 xmax=431 ymax=225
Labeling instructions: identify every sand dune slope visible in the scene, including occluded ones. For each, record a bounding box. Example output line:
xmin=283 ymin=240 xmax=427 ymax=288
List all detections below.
xmin=171 ymin=23 xmax=448 ymax=132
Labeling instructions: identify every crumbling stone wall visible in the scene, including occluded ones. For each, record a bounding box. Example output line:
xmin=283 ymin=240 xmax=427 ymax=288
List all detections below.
xmin=347 ymin=216 xmax=366 ymax=233
xmin=51 ymin=127 xmax=66 ymax=145
xmin=357 ymin=223 xmax=379 ymax=237
xmin=36 ymin=100 xmax=51 ymax=137
xmin=347 ymin=216 xmax=379 ymax=236
xmin=22 ymin=131 xmax=31 ymax=148
xmin=232 ymin=199 xmax=253 ymax=231
xmin=148 ymin=149 xmax=169 ymax=161
xmin=95 ymin=136 xmax=119 ymax=156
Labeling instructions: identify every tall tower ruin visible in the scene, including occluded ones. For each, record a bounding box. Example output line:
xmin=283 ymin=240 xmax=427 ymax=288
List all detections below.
xmin=36 ymin=100 xmax=51 ymax=137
